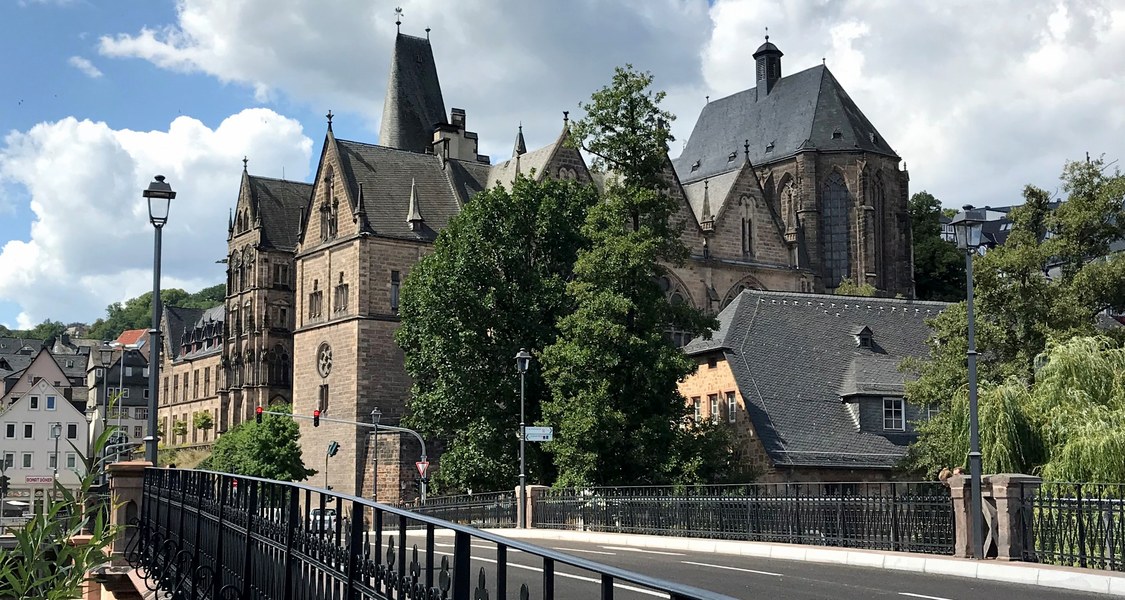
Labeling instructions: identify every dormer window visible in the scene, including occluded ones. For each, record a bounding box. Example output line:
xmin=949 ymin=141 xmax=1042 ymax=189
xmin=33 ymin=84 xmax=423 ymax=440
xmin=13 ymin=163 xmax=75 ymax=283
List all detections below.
xmin=832 ymin=129 xmax=843 ymax=140
xmin=853 ymin=325 xmax=873 ymax=349
xmin=690 ymin=160 xmax=700 ymax=172
xmin=727 ymin=151 xmax=737 ymax=162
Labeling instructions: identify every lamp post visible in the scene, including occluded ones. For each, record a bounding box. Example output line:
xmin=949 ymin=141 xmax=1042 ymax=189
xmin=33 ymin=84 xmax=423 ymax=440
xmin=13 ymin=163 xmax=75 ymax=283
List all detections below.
xmin=514 ymin=348 xmax=531 ymax=529
xmin=50 ymin=423 xmax=62 ymax=481
xmin=143 ymin=175 xmax=175 ymax=464
xmin=117 ymin=345 xmax=126 ymax=436
xmin=98 ymin=344 xmax=114 ymax=436
xmin=371 ymin=407 xmax=381 ymax=502
xmin=950 ymin=204 xmax=986 ymax=560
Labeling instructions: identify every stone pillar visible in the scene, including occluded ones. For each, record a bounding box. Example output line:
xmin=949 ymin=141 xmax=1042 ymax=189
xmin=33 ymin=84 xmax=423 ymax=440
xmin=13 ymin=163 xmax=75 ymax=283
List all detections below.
xmin=107 ymin=460 xmax=150 ymax=559
xmin=949 ymin=473 xmax=1041 ymax=561
xmin=519 ymin=485 xmax=550 ymax=528
xmin=988 ymin=474 xmax=1042 ymax=561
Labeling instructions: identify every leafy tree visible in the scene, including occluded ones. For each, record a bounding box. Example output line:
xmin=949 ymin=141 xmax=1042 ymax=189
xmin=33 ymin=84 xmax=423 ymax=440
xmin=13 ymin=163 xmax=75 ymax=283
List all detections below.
xmin=834 ymin=278 xmax=877 ymax=297
xmin=396 ymin=176 xmax=598 ymax=492
xmin=193 ymin=410 xmax=214 ymax=433
xmin=201 ymin=403 xmax=314 ymax=481
xmin=539 ymin=67 xmax=723 ymax=486
xmin=87 ymin=284 xmax=224 ymax=341
xmin=172 ymin=419 xmax=188 ymax=442
xmin=905 ymin=158 xmax=1125 ymax=478
xmin=0 ymin=427 xmax=120 ymax=598
xmin=26 ymin=319 xmax=66 ymax=341
xmin=909 ymin=191 xmax=965 ymax=301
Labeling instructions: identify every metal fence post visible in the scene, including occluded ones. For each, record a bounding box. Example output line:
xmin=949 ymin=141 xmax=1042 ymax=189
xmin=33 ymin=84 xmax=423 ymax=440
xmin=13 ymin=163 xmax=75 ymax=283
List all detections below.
xmin=890 ymin=483 xmax=901 ymax=552
xmin=282 ymin=487 xmax=298 ymax=600
xmin=1076 ymin=484 xmax=1088 ymax=569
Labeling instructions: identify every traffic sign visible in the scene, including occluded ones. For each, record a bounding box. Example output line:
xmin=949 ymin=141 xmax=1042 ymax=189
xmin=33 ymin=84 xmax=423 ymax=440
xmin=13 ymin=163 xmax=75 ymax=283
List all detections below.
xmin=525 ymin=426 xmax=553 ymax=442
xmin=416 ymin=461 xmax=429 ymax=477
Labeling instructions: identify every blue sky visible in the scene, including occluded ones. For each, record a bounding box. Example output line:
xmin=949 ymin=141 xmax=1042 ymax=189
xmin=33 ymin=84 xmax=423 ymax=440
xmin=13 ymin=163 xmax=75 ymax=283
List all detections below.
xmin=1 ymin=0 xmax=1123 ymax=329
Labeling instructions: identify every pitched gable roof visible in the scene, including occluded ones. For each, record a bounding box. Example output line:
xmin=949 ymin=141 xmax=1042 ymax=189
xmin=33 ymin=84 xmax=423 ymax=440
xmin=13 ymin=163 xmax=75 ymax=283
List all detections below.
xmin=674 ymin=65 xmax=897 ymax=184
xmin=248 ymin=175 xmax=313 ymax=251
xmin=379 ymin=33 xmax=447 ymax=154
xmin=116 ymin=329 xmax=148 ymax=348
xmin=689 ymin=290 xmax=947 ymax=469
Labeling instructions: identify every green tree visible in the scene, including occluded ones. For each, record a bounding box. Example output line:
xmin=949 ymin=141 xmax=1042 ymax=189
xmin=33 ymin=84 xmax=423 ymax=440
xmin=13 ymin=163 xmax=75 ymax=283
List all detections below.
xmin=0 ymin=427 xmax=120 ymax=598
xmin=193 ymin=410 xmax=214 ymax=434
xmin=909 ymin=191 xmax=965 ymax=301
xmin=834 ymin=277 xmax=877 ymax=297
xmin=202 ymin=403 xmax=314 ymax=481
xmin=87 ymin=284 xmax=225 ymax=341
xmin=905 ymin=158 xmax=1125 ymax=478
xmin=396 ymin=176 xmax=598 ymax=492
xmin=172 ymin=419 xmax=188 ymax=442
xmin=540 ymin=67 xmax=723 ymax=486
xmin=25 ymin=319 xmax=66 ymax=341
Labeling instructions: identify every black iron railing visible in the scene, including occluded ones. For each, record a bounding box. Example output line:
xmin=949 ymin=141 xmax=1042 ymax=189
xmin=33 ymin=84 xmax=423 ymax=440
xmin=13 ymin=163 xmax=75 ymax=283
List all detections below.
xmin=1023 ymin=482 xmax=1125 ymax=571
xmin=534 ymin=482 xmax=954 ymax=555
xmin=411 ymin=491 xmax=517 ymax=529
xmin=126 ymin=469 xmax=735 ymax=599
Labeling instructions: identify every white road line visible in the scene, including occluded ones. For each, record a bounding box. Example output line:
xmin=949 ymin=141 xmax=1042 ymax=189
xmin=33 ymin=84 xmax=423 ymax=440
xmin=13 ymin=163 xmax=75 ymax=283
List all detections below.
xmin=680 ymin=560 xmax=783 ymax=577
xmin=601 ymin=546 xmax=685 ymax=556
xmin=434 ymin=542 xmax=496 ymax=551
xmin=551 ymin=547 xmax=618 ymax=556
xmin=899 ymin=593 xmax=952 ymax=600
xmin=432 ymin=550 xmax=668 ymax=598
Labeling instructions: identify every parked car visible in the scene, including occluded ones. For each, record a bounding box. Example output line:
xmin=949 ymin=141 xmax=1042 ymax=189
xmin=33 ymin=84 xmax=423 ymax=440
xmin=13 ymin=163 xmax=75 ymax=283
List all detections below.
xmin=308 ymin=507 xmax=337 ymax=533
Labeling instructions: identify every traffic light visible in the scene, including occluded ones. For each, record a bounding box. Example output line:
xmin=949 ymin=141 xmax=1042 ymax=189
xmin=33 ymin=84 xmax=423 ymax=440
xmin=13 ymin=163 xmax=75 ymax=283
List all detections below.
xmin=255 ymin=406 xmax=263 ymax=424
xmin=327 ymin=441 xmax=339 ymax=457
xmin=0 ymin=474 xmax=9 ymax=496
xmin=313 ymin=409 xmax=321 ymax=427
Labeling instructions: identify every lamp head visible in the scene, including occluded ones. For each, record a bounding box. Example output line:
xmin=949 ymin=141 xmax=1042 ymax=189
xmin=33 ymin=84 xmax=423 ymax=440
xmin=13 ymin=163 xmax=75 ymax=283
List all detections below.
xmin=950 ymin=204 xmax=987 ymax=250
xmin=143 ymin=175 xmax=176 ymax=226
xmin=515 ymin=348 xmax=532 ymax=374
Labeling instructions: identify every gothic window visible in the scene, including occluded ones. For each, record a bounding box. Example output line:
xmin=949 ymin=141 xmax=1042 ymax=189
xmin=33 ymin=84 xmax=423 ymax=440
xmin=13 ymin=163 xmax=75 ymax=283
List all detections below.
xmin=874 ymin=171 xmax=886 ymax=282
xmin=244 ymin=301 xmax=253 ymax=333
xmin=334 ymin=272 xmax=349 ymax=314
xmin=318 ymin=384 xmax=329 ymax=413
xmin=390 ymin=270 xmax=401 ymax=314
xmin=822 ymin=171 xmax=852 ymax=288
xmin=308 ymin=280 xmax=323 ymax=319
xmin=273 ymin=263 xmax=290 ymax=289
xmin=329 ymin=198 xmax=339 ymax=238
xmin=316 ymin=343 xmax=333 ymax=378
xmin=320 ymin=168 xmax=335 ymax=242
xmin=740 ymin=196 xmax=753 ymax=257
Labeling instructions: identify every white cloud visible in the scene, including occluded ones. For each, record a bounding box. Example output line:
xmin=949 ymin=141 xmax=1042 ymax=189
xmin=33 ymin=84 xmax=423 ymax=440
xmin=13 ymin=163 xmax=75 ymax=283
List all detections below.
xmin=0 ymin=109 xmax=313 ymax=325
xmin=67 ymin=56 xmax=103 ymax=78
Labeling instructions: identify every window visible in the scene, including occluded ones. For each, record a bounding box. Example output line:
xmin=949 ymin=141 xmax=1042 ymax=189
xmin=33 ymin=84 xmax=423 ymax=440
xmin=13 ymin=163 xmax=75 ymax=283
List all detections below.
xmin=193 ymin=370 xmax=200 ymax=399
xmin=134 ymin=425 xmax=143 ymax=438
xmin=23 ymin=424 xmax=33 ymax=439
xmin=274 ymin=263 xmax=291 ymax=288
xmin=46 ymin=395 xmax=56 ymax=410
xmin=391 ymin=271 xmax=401 ymax=314
xmin=144 ymin=388 xmax=150 ymax=400
xmin=22 ymin=453 xmax=32 ymax=468
xmin=927 ymin=404 xmax=940 ymax=420
xmin=318 ymin=384 xmax=330 ymax=413
xmin=726 ymin=391 xmax=737 ymax=423
xmin=692 ymin=397 xmax=701 ymax=422
xmin=707 ymin=357 xmax=717 ymax=369
xmin=883 ymin=397 xmax=905 ymax=431
xmin=29 ymin=396 xmax=39 ymax=410
xmin=822 ymin=172 xmax=852 ymax=288
xmin=708 ymin=394 xmax=720 ymax=424
xmin=122 ymin=388 xmax=130 ymax=398
xmin=3 ymin=453 xmax=13 ymax=469
xmin=309 ymin=280 xmax=324 ymax=319
xmin=4 ymin=423 xmax=14 ymax=439
xmin=334 ymin=272 xmax=349 ymax=313
xmin=173 ymin=375 xmax=179 ymax=403
xmin=136 ymin=408 xmax=148 ymax=420
xmin=67 ymin=423 xmax=78 ymax=440
xmin=66 ymin=453 xmax=76 ymax=469
xmin=742 ymin=217 xmax=753 ymax=256
xmin=49 ymin=452 xmax=57 ymax=469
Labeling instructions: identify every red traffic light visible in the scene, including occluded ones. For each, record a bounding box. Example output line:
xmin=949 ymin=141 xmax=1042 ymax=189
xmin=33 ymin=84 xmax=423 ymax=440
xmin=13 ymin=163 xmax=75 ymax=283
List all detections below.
xmin=255 ymin=406 xmax=264 ymax=424
xmin=313 ymin=409 xmax=321 ymax=427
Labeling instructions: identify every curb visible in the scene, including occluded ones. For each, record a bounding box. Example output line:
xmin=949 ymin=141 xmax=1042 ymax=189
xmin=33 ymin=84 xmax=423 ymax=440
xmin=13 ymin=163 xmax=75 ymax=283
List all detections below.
xmin=480 ymin=528 xmax=1125 ymax=597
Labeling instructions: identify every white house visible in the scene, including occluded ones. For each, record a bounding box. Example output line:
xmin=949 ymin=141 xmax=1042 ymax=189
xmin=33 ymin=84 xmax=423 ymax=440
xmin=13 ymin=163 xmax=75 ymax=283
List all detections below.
xmin=0 ymin=379 xmax=90 ymax=515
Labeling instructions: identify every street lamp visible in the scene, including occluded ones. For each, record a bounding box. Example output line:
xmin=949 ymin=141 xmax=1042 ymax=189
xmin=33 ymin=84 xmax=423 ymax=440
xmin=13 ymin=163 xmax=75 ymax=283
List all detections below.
xmin=515 ymin=348 xmax=531 ymax=529
xmin=143 ymin=175 xmax=176 ymax=464
xmin=371 ymin=407 xmax=382 ymax=502
xmin=950 ymin=204 xmax=987 ymax=560
xmin=50 ymin=423 xmax=62 ymax=480
xmin=98 ymin=343 xmax=114 ymax=434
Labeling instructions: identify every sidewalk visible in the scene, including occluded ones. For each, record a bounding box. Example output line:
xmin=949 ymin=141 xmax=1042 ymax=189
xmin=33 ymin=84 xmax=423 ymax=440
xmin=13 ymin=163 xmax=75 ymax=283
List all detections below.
xmin=482 ymin=528 xmax=1125 ymax=597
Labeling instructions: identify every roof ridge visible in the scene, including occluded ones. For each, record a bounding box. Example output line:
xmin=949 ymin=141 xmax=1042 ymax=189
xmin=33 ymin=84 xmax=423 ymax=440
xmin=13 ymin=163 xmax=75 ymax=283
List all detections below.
xmin=743 ymin=289 xmax=950 ymax=308
xmin=249 ymin=174 xmax=314 ymax=185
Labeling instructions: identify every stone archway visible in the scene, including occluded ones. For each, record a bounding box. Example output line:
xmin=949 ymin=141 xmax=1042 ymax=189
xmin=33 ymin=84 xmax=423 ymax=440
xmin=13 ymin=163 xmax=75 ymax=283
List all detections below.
xmin=722 ymin=275 xmax=766 ymax=309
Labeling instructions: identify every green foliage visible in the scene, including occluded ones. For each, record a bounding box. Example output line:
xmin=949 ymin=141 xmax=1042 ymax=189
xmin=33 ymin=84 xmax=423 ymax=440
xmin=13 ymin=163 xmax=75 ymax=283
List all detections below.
xmin=0 ymin=426 xmax=121 ymax=598
xmin=906 ymin=157 xmax=1125 ymax=480
xmin=909 ymin=191 xmax=966 ymax=301
xmin=201 ymin=403 xmax=314 ymax=481
xmin=834 ymin=277 xmax=877 ymax=297
xmin=396 ymin=176 xmax=598 ymax=492
xmin=193 ymin=410 xmax=214 ymax=432
xmin=171 ymin=419 xmax=188 ymax=441
xmin=86 ymin=283 xmax=225 ymax=341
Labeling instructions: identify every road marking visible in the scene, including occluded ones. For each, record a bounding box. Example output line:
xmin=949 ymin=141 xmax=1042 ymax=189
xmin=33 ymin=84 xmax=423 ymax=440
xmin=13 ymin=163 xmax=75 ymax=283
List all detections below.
xmin=899 ymin=593 xmax=952 ymax=600
xmin=432 ymin=551 xmax=668 ymax=598
xmin=601 ymin=546 xmax=685 ymax=556
xmin=434 ymin=542 xmax=497 ymax=551
xmin=680 ymin=560 xmax=782 ymax=577
xmin=552 ymin=547 xmax=618 ymax=556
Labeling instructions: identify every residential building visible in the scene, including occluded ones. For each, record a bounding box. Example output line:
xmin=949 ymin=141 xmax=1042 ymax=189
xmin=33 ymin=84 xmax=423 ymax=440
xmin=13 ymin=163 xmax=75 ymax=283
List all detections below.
xmin=158 ymin=306 xmax=224 ymax=448
xmin=680 ymin=290 xmax=947 ymax=481
xmin=86 ymin=339 xmax=150 ymax=449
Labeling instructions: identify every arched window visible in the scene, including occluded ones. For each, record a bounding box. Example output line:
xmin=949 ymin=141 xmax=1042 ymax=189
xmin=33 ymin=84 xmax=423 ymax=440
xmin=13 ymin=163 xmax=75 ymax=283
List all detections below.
xmin=874 ymin=171 xmax=886 ymax=282
xmin=740 ymin=196 xmax=753 ymax=257
xmin=822 ymin=172 xmax=851 ymax=288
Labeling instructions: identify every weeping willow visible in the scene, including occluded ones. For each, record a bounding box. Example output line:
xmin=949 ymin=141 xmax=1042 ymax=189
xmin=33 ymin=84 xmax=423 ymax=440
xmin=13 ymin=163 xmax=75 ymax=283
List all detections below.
xmin=908 ymin=336 xmax=1125 ymax=482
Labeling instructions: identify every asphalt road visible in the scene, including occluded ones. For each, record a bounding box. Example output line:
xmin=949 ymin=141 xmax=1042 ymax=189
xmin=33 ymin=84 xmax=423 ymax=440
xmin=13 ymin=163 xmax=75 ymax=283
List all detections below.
xmin=390 ymin=532 xmax=1107 ymax=600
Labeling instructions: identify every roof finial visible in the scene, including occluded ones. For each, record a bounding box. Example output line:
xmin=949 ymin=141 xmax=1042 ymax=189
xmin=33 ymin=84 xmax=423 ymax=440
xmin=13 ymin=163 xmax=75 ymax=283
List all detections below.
xmin=326 ymin=110 xmax=333 ymax=131
xmin=563 ymin=110 xmax=569 ymax=126
xmin=242 ymin=156 xmax=248 ymax=171
xmin=426 ymin=27 xmax=431 ymax=40
xmin=744 ymin=139 xmax=750 ymax=162
xmin=705 ymin=95 xmax=710 ymax=104
xmin=394 ymin=7 xmax=403 ymax=34
xmin=822 ymin=57 xmax=826 ymax=65
xmin=764 ymin=26 xmax=769 ymax=42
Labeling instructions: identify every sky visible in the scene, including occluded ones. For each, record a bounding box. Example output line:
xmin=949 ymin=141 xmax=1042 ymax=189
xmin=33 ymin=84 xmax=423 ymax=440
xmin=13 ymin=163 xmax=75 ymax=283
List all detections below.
xmin=0 ymin=0 xmax=1123 ymax=330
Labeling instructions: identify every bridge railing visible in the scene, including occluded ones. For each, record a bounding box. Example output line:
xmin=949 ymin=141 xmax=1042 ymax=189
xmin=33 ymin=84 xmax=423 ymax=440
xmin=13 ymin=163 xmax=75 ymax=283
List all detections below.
xmin=1022 ymin=482 xmax=1125 ymax=571
xmin=126 ymin=468 xmax=735 ymax=600
xmin=532 ymin=482 xmax=954 ymax=555
xmin=409 ymin=490 xmax=518 ymax=529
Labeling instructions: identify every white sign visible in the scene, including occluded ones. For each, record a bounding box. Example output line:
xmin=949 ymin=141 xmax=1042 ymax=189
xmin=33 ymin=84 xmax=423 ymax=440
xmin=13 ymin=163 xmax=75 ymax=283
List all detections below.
xmin=524 ymin=426 xmax=553 ymax=442
xmin=24 ymin=476 xmax=54 ymax=484
xmin=416 ymin=461 xmax=429 ymax=478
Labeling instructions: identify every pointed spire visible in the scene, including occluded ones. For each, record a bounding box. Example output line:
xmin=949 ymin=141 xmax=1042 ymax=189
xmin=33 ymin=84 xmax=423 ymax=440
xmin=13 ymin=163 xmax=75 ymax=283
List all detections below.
xmin=744 ymin=139 xmax=750 ymax=163
xmin=513 ymin=123 xmax=527 ymax=157
xmin=355 ymin=183 xmax=372 ymax=233
xmin=228 ymin=208 xmax=234 ymax=233
xmin=407 ymin=178 xmax=424 ymax=231
xmin=701 ymin=180 xmax=714 ymax=232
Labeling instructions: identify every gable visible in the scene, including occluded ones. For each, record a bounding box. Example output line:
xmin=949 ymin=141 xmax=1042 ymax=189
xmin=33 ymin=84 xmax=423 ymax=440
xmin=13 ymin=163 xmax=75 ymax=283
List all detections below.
xmin=6 ymin=349 xmax=69 ymax=397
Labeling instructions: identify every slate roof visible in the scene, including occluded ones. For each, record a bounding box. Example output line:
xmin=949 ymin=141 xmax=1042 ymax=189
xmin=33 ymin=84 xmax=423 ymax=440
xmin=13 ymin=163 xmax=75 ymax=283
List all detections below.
xmin=249 ymin=176 xmax=313 ymax=251
xmin=487 ymin=135 xmax=561 ymax=189
xmin=674 ymin=64 xmax=897 ymax=184
xmin=378 ymin=33 xmax=447 ymax=154
xmin=0 ymin=337 xmax=43 ymax=355
xmin=334 ymin=139 xmax=489 ymax=242
xmin=686 ymin=290 xmax=948 ymax=469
